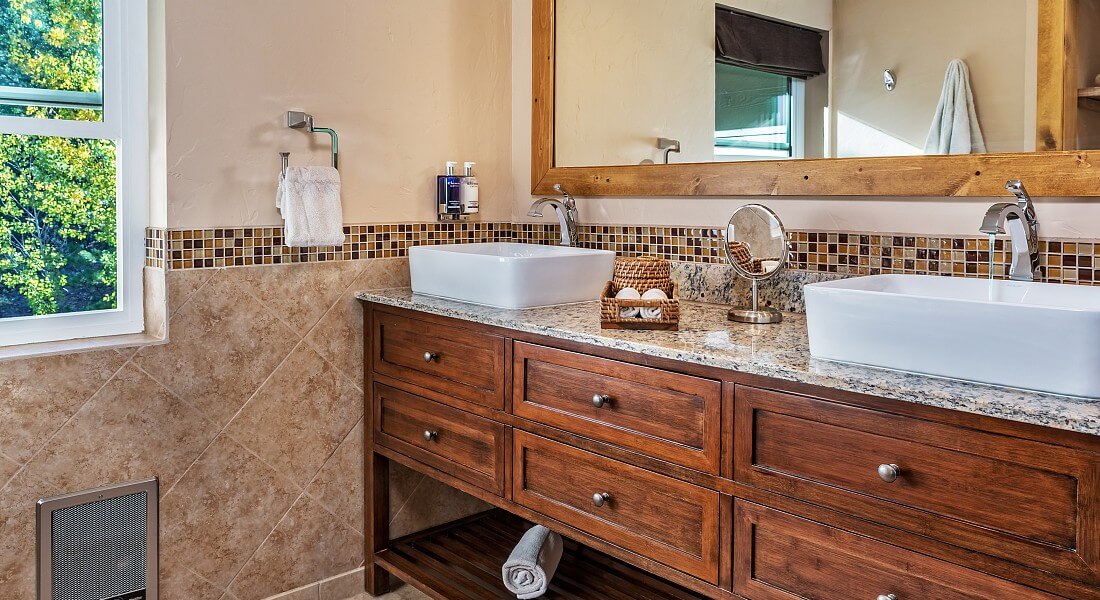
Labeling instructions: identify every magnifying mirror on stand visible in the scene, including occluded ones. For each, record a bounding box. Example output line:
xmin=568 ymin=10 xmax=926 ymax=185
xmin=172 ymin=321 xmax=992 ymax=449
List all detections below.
xmin=723 ymin=204 xmax=790 ymax=324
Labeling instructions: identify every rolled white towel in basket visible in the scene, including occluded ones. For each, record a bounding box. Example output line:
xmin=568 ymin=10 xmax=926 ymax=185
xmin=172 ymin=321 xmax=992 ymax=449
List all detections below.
xmin=502 ymin=525 xmax=563 ymax=599
xmin=615 ymin=287 xmax=642 ymax=318
xmin=640 ymin=288 xmax=668 ymax=319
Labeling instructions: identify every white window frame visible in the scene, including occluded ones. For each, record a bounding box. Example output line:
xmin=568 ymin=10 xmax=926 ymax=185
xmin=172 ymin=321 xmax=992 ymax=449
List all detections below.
xmin=0 ymin=0 xmax=149 ymax=347
xmin=714 ymin=76 xmax=807 ymax=162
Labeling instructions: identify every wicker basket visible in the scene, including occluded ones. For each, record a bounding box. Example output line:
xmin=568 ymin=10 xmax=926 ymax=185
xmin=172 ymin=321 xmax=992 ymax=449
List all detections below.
xmin=613 ymin=256 xmax=673 ymax=295
xmin=600 ymin=281 xmax=680 ymax=331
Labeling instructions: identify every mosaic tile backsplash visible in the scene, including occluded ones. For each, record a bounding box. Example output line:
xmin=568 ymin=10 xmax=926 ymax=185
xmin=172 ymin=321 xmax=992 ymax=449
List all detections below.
xmin=147 ymin=222 xmax=1100 ymax=286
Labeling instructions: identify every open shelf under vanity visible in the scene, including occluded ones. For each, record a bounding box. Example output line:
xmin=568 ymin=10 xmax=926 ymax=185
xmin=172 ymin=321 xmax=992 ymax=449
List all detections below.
xmin=376 ymin=510 xmax=706 ymax=600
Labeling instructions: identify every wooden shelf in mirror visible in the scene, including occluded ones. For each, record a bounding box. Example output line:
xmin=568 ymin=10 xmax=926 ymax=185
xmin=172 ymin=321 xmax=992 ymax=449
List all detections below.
xmin=532 ymin=0 xmax=1100 ymax=197
xmin=1081 ymin=88 xmax=1100 ymax=113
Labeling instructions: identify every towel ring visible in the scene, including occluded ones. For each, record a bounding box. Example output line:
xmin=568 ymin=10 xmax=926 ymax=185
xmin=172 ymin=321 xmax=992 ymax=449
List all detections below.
xmin=280 ymin=110 xmax=339 ymax=177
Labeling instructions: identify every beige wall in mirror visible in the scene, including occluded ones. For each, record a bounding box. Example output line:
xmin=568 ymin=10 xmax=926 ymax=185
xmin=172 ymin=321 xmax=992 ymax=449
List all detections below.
xmin=554 ymin=0 xmax=1054 ymax=168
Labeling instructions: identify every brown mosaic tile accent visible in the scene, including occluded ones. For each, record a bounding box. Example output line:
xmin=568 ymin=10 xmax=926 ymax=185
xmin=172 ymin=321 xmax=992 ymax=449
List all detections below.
xmin=145 ymin=227 xmax=166 ymax=268
xmin=788 ymin=231 xmax=1100 ymax=285
xmin=161 ymin=221 xmax=1100 ymax=286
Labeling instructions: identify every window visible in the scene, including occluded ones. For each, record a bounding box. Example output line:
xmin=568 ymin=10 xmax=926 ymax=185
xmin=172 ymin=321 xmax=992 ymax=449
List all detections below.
xmin=714 ymin=63 xmax=805 ymax=161
xmin=0 ymin=0 xmax=148 ymax=346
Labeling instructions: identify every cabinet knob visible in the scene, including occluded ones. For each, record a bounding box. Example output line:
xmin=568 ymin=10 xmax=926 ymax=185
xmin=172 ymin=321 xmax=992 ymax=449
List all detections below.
xmin=423 ymin=430 xmax=439 ymax=442
xmin=423 ymin=352 xmax=438 ymax=363
xmin=592 ymin=394 xmax=611 ymax=408
xmin=877 ymin=595 xmax=898 ymax=600
xmin=592 ymin=492 xmax=611 ymax=508
xmin=877 ymin=463 xmax=901 ymax=483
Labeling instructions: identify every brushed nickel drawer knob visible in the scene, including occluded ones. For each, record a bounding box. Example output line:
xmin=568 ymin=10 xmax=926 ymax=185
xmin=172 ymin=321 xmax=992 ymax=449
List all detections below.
xmin=592 ymin=394 xmax=611 ymax=408
xmin=877 ymin=595 xmax=897 ymax=600
xmin=423 ymin=430 xmax=439 ymax=442
xmin=592 ymin=492 xmax=611 ymax=508
xmin=877 ymin=464 xmax=901 ymax=483
xmin=423 ymin=352 xmax=438 ymax=363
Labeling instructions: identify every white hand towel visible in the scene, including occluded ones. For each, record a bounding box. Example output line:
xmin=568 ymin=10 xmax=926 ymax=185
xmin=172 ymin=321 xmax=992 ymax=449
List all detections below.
xmin=924 ymin=59 xmax=987 ymax=155
xmin=502 ymin=525 xmax=563 ymax=599
xmin=640 ymin=288 xmax=668 ymax=319
xmin=616 ymin=287 xmax=642 ymax=318
xmin=276 ymin=166 xmax=345 ymax=247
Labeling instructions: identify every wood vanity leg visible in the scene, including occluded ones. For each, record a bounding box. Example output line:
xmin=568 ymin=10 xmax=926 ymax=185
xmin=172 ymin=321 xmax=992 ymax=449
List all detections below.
xmin=365 ymin=450 xmax=393 ymax=595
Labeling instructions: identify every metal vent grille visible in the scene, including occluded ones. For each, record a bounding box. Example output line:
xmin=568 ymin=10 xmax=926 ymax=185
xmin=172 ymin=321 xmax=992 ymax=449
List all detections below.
xmin=51 ymin=492 xmax=147 ymax=600
xmin=38 ymin=478 xmax=158 ymax=600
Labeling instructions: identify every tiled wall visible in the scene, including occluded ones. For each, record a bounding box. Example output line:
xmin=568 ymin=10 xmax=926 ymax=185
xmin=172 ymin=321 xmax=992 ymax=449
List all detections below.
xmin=0 ymin=258 xmax=488 ymax=600
xmin=151 ymin=222 xmax=1100 ymax=286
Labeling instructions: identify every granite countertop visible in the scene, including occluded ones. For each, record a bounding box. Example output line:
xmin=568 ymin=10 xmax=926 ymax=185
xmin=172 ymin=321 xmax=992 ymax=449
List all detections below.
xmin=358 ymin=288 xmax=1100 ymax=437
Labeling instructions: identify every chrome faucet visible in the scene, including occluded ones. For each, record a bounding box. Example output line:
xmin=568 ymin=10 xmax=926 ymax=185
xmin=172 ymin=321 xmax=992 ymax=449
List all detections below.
xmin=528 ymin=184 xmax=579 ymax=246
xmin=980 ymin=180 xmax=1040 ymax=281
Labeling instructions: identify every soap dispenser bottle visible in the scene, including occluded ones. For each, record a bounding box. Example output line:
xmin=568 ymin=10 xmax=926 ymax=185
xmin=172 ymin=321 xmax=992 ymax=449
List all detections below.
xmin=460 ymin=162 xmax=479 ymax=215
xmin=437 ymin=162 xmax=462 ymax=221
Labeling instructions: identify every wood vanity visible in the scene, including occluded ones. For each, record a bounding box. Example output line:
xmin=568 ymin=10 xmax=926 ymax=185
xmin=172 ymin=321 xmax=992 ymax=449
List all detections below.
xmin=361 ymin=301 xmax=1100 ymax=599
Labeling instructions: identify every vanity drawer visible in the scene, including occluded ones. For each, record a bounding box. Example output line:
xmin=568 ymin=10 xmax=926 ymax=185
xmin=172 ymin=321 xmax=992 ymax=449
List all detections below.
xmin=374 ymin=383 xmax=506 ymax=495
xmin=373 ymin=309 xmax=506 ymax=410
xmin=512 ymin=430 xmax=720 ymax=583
xmin=512 ymin=342 xmax=721 ymax=473
xmin=734 ymin=500 xmax=1061 ymax=600
xmin=734 ymin=386 xmax=1100 ymax=583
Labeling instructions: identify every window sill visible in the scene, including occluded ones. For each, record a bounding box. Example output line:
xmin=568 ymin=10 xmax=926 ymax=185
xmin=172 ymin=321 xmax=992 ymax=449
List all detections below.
xmin=0 ymin=330 xmax=167 ymax=363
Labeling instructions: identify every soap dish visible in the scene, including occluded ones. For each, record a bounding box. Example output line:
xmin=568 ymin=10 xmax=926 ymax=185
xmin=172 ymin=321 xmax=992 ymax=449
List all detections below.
xmin=600 ymin=281 xmax=680 ymax=331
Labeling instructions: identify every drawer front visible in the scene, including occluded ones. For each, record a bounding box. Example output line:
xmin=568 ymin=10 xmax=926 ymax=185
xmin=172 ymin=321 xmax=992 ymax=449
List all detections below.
xmin=734 ymin=500 xmax=1062 ymax=600
xmin=513 ymin=431 xmax=720 ymax=583
xmin=375 ymin=384 xmax=506 ymax=495
xmin=513 ymin=342 xmax=721 ymax=473
xmin=373 ymin=310 xmax=505 ymax=409
xmin=735 ymin=386 xmax=1100 ymax=583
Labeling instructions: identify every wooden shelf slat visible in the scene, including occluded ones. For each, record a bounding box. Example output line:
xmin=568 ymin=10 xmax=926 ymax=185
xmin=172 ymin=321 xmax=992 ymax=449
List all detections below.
xmin=376 ymin=510 xmax=710 ymax=600
xmin=1079 ymin=87 xmax=1100 ymax=98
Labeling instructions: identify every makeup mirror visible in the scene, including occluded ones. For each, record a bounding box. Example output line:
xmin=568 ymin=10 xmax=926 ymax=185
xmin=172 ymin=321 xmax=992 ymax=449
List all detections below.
xmin=724 ymin=204 xmax=789 ymax=324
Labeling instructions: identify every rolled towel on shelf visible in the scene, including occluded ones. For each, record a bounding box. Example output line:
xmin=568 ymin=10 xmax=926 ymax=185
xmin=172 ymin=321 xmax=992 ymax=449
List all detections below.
xmin=640 ymin=288 xmax=668 ymax=319
xmin=502 ymin=525 xmax=564 ymax=600
xmin=276 ymin=166 xmax=345 ymax=248
xmin=615 ymin=287 xmax=642 ymax=318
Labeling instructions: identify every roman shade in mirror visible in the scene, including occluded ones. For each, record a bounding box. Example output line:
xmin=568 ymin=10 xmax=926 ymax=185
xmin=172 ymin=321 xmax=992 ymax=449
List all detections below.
xmin=715 ymin=7 xmax=825 ymax=80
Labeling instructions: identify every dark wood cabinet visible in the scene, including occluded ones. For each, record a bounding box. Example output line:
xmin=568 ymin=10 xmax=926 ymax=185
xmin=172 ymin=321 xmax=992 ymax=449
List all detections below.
xmin=362 ymin=303 xmax=1100 ymax=599
xmin=513 ymin=341 xmax=722 ymax=473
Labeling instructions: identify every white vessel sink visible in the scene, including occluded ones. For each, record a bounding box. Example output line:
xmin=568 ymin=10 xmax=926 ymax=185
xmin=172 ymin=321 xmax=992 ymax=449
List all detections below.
xmin=805 ymin=275 xmax=1100 ymax=398
xmin=409 ymin=243 xmax=615 ymax=309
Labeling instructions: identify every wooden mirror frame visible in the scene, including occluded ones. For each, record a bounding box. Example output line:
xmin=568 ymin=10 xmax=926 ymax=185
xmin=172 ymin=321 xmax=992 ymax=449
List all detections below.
xmin=532 ymin=0 xmax=1100 ymax=197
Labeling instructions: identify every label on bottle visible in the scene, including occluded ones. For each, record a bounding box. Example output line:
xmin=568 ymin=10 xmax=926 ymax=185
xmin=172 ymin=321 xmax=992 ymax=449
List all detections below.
xmin=461 ymin=178 xmax=479 ymax=213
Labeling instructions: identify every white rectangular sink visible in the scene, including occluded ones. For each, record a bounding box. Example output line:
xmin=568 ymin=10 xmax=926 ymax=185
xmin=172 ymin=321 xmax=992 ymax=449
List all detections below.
xmin=805 ymin=275 xmax=1100 ymax=398
xmin=409 ymin=243 xmax=615 ymax=309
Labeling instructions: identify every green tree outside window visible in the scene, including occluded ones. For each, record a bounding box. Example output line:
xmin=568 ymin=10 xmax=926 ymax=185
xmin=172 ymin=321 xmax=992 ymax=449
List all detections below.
xmin=0 ymin=0 xmax=117 ymax=318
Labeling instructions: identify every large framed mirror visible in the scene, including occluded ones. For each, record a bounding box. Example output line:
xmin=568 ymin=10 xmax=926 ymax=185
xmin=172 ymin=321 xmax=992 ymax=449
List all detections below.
xmin=532 ymin=0 xmax=1100 ymax=197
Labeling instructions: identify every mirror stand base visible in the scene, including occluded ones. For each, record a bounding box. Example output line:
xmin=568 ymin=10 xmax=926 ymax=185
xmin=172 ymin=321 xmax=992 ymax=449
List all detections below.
xmin=729 ymin=306 xmax=783 ymax=325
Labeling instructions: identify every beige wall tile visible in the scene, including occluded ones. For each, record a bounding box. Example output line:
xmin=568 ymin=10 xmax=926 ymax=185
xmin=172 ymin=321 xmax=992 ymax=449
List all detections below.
xmin=227 ymin=496 xmax=363 ymax=600
xmin=388 ymin=475 xmax=492 ymax=539
xmin=305 ymin=259 xmax=410 ymax=388
xmin=167 ymin=268 xmax=217 ymax=316
xmin=234 ymin=262 xmax=365 ymax=335
xmin=0 ymin=455 xmax=17 ymax=489
xmin=0 ymin=350 xmax=125 ymax=463
xmin=160 ymin=555 xmax=227 ymax=600
xmin=160 ymin=435 xmax=298 ymax=589
xmin=0 ymin=470 xmax=60 ymax=598
xmin=305 ymin=421 xmax=364 ymax=534
xmin=134 ymin=272 xmax=298 ymax=426
xmin=25 ymin=363 xmax=220 ymax=494
xmin=225 ymin=344 xmax=360 ymax=488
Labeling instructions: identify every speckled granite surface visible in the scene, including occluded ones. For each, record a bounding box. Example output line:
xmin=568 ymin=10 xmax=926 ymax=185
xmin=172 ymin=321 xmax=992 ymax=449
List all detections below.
xmin=358 ymin=288 xmax=1100 ymax=437
xmin=672 ymin=262 xmax=848 ymax=312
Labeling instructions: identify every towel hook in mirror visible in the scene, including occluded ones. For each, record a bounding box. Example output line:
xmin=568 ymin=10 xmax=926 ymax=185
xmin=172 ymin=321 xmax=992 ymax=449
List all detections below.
xmin=280 ymin=111 xmax=339 ymax=177
xmin=884 ymin=69 xmax=897 ymax=92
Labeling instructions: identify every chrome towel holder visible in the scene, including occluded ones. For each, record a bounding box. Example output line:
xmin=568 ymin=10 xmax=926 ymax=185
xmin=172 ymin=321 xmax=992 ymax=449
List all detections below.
xmin=280 ymin=110 xmax=339 ymax=177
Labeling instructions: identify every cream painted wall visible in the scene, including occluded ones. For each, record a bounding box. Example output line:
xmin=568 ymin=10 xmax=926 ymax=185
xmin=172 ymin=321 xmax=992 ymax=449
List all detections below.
xmin=166 ymin=0 xmax=512 ymax=228
xmin=832 ymin=0 xmax=1034 ymax=156
xmin=555 ymin=0 xmax=715 ymax=166
xmin=511 ymin=0 xmax=1100 ymax=238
